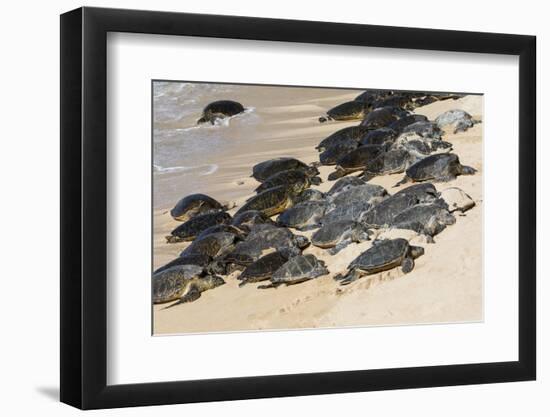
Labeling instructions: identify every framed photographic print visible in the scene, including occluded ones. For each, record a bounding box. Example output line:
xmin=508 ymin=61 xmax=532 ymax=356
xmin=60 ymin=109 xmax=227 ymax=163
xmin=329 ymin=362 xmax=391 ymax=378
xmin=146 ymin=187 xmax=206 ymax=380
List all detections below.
xmin=60 ymin=6 xmax=536 ymax=410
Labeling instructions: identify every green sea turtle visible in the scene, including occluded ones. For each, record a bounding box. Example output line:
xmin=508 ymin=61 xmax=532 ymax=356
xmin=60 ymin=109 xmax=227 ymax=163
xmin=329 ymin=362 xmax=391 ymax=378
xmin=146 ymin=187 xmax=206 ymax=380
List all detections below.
xmin=294 ymin=188 xmax=326 ymax=204
xmin=391 ymin=202 xmax=456 ymax=238
xmin=312 ymin=220 xmax=371 ymax=254
xmin=166 ymin=211 xmax=231 ymax=243
xmin=328 ymin=144 xmax=386 ymax=180
xmin=354 ymin=90 xmax=394 ymax=108
xmin=231 ymin=210 xmax=275 ymax=231
xmin=316 ymin=126 xmax=372 ymax=152
xmin=435 ymin=109 xmax=478 ymax=133
xmin=237 ymin=251 xmax=289 ymax=287
xmin=388 ymin=114 xmax=429 ymax=133
xmin=259 ymin=254 xmax=329 ymax=288
xmin=328 ymin=183 xmax=388 ymax=207
xmin=334 ymin=238 xmax=424 ymax=285
xmin=361 ymin=193 xmax=420 ymax=228
xmin=180 ymin=231 xmax=240 ymax=260
xmin=252 ymin=157 xmax=319 ymax=182
xmin=236 ymin=185 xmax=295 ymax=217
xmin=359 ymin=107 xmax=398 ymax=129
xmin=360 ymin=149 xmax=421 ymax=181
xmin=401 ymin=121 xmax=443 ymax=140
xmin=394 ymin=153 xmax=476 ymax=186
xmin=358 ymin=127 xmax=398 ymax=146
xmin=197 ymin=100 xmax=245 ymax=124
xmin=321 ymin=201 xmax=373 ymax=224
xmin=393 ymin=183 xmax=440 ymax=204
xmin=319 ymin=139 xmax=359 ymax=165
xmin=318 ymin=101 xmax=367 ymax=123
xmin=154 ymin=253 xmax=212 ymax=275
xmin=195 ymin=224 xmax=246 ymax=241
xmin=277 ymin=201 xmax=328 ymax=230
xmin=170 ymin=193 xmax=225 ymax=222
xmin=255 ymin=169 xmax=321 ymax=194
xmin=326 ymin=176 xmax=367 ymax=197
xmin=224 ymin=226 xmax=309 ymax=270
xmin=439 ymin=187 xmax=476 ymax=213
xmin=153 ymin=265 xmax=226 ymax=307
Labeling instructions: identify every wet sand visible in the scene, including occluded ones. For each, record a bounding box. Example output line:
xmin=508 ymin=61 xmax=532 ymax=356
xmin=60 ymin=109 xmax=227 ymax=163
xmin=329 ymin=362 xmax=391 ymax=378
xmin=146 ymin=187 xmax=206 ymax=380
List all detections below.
xmin=153 ymin=90 xmax=483 ymax=335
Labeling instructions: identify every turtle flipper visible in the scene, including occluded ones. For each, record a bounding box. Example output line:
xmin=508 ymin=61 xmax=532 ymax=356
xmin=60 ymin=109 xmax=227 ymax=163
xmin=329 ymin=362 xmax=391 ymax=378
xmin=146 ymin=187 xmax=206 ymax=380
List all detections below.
xmin=337 ymin=269 xmax=361 ymax=286
xmin=393 ymin=176 xmax=410 ymax=187
xmin=401 ymin=257 xmax=415 ymax=273
xmin=257 ymin=282 xmax=281 ymax=289
xmin=163 ymin=285 xmax=201 ymax=309
xmin=328 ymin=240 xmax=350 ymax=255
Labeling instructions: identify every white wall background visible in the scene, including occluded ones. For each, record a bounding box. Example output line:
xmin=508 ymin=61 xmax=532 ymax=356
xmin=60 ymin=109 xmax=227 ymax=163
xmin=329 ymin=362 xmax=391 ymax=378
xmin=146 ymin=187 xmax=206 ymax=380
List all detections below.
xmin=0 ymin=0 xmax=545 ymax=415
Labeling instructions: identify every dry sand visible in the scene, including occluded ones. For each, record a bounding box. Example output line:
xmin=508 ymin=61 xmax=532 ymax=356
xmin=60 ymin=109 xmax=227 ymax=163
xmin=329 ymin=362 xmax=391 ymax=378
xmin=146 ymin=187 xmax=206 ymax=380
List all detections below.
xmin=153 ymin=91 xmax=483 ymax=335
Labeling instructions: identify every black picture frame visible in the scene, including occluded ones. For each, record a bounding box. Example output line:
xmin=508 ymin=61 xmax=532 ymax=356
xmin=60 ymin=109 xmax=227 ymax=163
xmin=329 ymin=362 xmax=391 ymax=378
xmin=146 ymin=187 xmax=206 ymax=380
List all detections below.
xmin=60 ymin=6 xmax=536 ymax=410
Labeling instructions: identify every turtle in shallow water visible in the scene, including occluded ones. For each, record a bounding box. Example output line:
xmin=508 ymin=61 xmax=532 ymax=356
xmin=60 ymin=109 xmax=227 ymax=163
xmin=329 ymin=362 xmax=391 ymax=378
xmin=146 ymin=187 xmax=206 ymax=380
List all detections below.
xmin=316 ymin=126 xmax=372 ymax=151
xmin=252 ymin=157 xmax=319 ymax=182
xmin=237 ymin=251 xmax=289 ymax=287
xmin=359 ymin=107 xmax=398 ymax=129
xmin=255 ymin=169 xmax=321 ymax=193
xmin=319 ymin=101 xmax=367 ymax=123
xmin=166 ymin=211 xmax=231 ymax=243
xmin=391 ymin=202 xmax=455 ymax=239
xmin=360 ymin=149 xmax=421 ymax=181
xmin=197 ymin=100 xmax=245 ymax=124
xmin=277 ymin=201 xmax=328 ymax=230
xmin=435 ymin=109 xmax=478 ymax=133
xmin=328 ymin=183 xmax=388 ymax=206
xmin=259 ymin=254 xmax=329 ymax=288
xmin=170 ymin=193 xmax=225 ymax=222
xmin=358 ymin=127 xmax=398 ymax=146
xmin=321 ymin=200 xmax=373 ymax=225
xmin=153 ymin=265 xmax=225 ymax=307
xmin=319 ymin=138 xmax=359 ymax=166
xmin=328 ymin=144 xmax=386 ymax=180
xmin=334 ymin=238 xmax=424 ymax=285
xmin=236 ymin=185 xmax=295 ymax=217
xmin=394 ymin=153 xmax=476 ymax=186
xmin=312 ymin=220 xmax=371 ymax=254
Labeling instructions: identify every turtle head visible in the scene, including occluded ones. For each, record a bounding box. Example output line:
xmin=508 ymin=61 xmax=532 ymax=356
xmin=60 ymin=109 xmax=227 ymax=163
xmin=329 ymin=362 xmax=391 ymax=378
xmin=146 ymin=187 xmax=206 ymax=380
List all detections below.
xmin=328 ymin=168 xmax=346 ymax=181
xmin=294 ymin=235 xmax=310 ymax=250
xmin=306 ymin=165 xmax=320 ymax=177
xmin=310 ymin=176 xmax=322 ymax=186
xmin=461 ymin=165 xmax=477 ymax=176
xmin=206 ymin=275 xmax=226 ymax=288
xmin=409 ymin=245 xmax=425 ymax=259
xmin=197 ymin=116 xmax=207 ymax=124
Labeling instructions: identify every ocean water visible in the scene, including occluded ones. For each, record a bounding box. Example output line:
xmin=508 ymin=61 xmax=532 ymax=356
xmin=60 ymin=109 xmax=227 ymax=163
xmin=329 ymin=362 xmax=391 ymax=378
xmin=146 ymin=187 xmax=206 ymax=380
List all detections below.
xmin=153 ymin=81 xmax=260 ymax=208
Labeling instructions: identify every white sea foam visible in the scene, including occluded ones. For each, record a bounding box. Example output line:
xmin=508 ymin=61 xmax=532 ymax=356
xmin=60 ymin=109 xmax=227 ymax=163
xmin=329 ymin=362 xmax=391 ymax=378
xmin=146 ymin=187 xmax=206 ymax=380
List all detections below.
xmin=153 ymin=163 xmax=218 ymax=176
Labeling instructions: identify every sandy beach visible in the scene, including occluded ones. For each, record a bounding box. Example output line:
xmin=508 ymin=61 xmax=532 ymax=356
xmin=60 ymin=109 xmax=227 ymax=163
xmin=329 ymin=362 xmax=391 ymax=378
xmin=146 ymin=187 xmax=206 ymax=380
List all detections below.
xmin=153 ymin=85 xmax=483 ymax=335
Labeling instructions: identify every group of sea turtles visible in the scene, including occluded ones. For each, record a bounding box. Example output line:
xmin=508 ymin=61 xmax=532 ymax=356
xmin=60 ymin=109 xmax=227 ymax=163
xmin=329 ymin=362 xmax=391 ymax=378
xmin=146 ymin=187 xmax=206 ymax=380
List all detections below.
xmin=153 ymin=90 xmax=479 ymax=309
